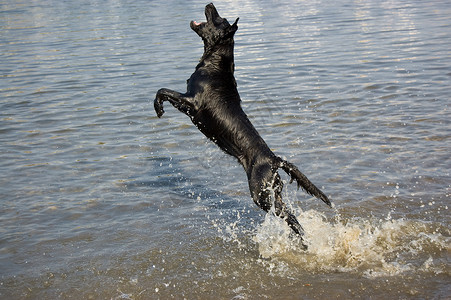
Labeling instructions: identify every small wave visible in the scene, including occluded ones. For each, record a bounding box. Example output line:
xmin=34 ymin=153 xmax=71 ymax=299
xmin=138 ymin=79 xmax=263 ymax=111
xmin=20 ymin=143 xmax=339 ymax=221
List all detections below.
xmin=253 ymin=209 xmax=450 ymax=278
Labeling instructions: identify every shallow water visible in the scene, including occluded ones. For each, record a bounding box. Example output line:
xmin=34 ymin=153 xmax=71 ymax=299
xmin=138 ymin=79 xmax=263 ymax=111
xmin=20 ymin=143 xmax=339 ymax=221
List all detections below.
xmin=1 ymin=0 xmax=450 ymax=299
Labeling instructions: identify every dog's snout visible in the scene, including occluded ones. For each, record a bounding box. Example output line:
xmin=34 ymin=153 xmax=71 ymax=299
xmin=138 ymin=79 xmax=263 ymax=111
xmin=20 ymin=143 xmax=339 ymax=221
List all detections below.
xmin=205 ymin=3 xmax=220 ymax=23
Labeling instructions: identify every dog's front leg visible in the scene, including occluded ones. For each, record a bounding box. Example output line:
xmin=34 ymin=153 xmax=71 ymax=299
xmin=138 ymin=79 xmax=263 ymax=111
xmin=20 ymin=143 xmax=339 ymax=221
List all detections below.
xmin=154 ymin=88 xmax=195 ymax=118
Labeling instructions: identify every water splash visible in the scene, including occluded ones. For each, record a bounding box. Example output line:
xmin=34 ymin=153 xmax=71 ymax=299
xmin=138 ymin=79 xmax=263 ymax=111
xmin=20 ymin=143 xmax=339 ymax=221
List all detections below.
xmin=253 ymin=208 xmax=450 ymax=278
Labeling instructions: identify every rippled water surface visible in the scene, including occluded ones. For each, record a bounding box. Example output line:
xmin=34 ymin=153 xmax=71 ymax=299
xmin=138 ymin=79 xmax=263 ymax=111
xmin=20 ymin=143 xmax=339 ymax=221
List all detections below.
xmin=1 ymin=0 xmax=450 ymax=299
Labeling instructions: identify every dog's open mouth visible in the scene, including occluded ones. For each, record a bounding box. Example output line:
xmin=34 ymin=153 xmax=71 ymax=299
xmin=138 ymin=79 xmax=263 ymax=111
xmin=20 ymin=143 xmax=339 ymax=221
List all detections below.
xmin=190 ymin=20 xmax=204 ymax=33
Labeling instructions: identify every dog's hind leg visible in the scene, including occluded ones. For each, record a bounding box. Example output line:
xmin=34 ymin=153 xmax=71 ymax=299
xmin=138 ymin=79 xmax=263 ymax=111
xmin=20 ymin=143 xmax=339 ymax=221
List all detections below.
xmin=154 ymin=88 xmax=195 ymax=118
xmin=248 ymin=164 xmax=272 ymax=213
xmin=272 ymin=172 xmax=306 ymax=239
xmin=249 ymin=164 xmax=307 ymax=246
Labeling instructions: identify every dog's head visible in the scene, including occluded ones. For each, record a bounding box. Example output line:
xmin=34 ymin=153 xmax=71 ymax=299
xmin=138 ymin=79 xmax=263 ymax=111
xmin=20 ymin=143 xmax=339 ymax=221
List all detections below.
xmin=190 ymin=3 xmax=239 ymax=48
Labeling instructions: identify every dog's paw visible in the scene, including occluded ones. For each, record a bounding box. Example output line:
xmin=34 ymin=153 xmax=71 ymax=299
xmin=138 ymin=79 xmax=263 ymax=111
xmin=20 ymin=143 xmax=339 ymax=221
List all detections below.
xmin=288 ymin=231 xmax=309 ymax=250
xmin=154 ymin=97 xmax=165 ymax=118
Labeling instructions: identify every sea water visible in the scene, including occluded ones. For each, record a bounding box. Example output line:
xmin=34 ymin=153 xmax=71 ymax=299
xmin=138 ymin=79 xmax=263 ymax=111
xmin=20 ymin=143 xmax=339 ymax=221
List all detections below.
xmin=1 ymin=0 xmax=449 ymax=298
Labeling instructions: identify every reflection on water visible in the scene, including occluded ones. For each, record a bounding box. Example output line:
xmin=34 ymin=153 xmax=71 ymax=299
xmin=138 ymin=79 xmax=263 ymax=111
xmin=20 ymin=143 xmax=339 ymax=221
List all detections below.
xmin=1 ymin=0 xmax=450 ymax=299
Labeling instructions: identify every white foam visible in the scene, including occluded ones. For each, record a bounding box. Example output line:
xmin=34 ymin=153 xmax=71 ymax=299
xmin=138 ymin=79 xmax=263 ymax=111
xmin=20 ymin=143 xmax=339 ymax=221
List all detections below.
xmin=252 ymin=208 xmax=450 ymax=277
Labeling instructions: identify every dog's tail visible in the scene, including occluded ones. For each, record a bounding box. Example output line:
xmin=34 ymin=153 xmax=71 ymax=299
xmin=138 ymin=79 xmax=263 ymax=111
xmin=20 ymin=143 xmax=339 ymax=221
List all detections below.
xmin=276 ymin=158 xmax=331 ymax=207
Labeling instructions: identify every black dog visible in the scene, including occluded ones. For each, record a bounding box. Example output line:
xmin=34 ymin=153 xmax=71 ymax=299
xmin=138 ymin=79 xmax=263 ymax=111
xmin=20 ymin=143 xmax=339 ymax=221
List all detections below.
xmin=154 ymin=3 xmax=331 ymax=244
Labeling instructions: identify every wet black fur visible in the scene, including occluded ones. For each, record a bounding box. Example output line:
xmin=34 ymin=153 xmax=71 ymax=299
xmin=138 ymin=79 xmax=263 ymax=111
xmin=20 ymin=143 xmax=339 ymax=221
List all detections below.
xmin=154 ymin=3 xmax=331 ymax=243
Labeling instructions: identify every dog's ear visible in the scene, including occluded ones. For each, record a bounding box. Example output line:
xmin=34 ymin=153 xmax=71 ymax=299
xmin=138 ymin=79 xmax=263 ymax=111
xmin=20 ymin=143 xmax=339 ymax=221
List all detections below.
xmin=231 ymin=17 xmax=239 ymax=32
xmin=224 ymin=17 xmax=239 ymax=38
